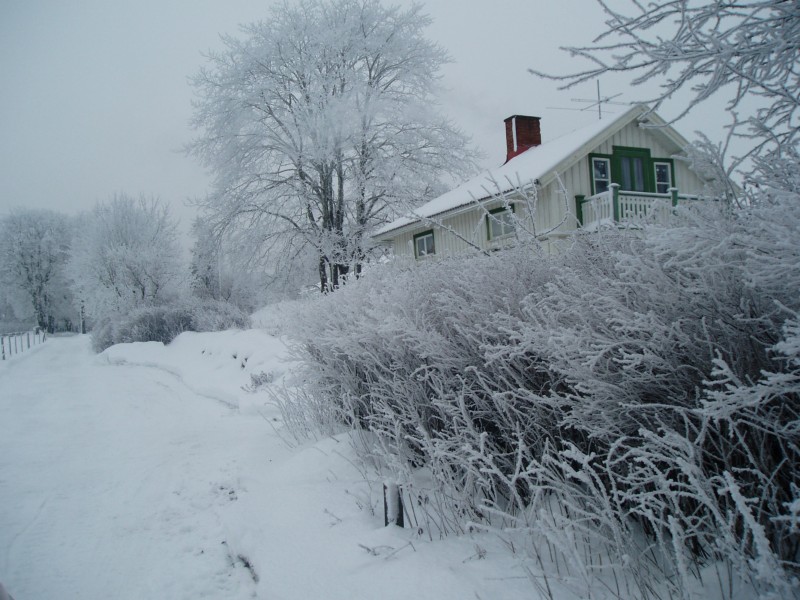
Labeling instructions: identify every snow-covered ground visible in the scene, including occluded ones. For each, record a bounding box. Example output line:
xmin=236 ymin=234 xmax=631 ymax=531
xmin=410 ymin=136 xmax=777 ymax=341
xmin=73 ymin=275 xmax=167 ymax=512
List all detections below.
xmin=1 ymin=331 xmax=534 ymax=599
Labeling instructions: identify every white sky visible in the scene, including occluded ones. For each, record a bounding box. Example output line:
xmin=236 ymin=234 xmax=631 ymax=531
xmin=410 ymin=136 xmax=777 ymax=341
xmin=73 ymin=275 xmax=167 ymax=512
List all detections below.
xmin=0 ymin=0 xmax=735 ymax=233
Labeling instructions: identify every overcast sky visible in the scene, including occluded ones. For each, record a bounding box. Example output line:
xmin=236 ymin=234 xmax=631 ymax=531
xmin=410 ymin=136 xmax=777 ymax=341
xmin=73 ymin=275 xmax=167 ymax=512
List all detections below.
xmin=0 ymin=0 xmax=734 ymax=234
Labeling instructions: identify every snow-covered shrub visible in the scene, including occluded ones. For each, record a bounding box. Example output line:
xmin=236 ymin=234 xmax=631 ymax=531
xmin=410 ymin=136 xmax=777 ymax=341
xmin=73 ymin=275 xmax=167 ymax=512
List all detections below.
xmin=92 ymin=299 xmax=250 ymax=352
xmin=188 ymin=299 xmax=252 ymax=333
xmin=90 ymin=318 xmax=117 ymax=354
xmin=289 ymin=190 xmax=800 ymax=597
xmin=288 ymin=245 xmax=571 ymax=535
xmin=111 ymin=305 xmax=194 ymax=347
xmin=242 ymin=370 xmax=275 ymax=392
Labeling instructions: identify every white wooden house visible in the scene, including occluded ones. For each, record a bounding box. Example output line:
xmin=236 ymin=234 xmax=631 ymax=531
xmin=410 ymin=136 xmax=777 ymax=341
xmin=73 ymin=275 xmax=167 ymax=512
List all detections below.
xmin=372 ymin=104 xmax=709 ymax=259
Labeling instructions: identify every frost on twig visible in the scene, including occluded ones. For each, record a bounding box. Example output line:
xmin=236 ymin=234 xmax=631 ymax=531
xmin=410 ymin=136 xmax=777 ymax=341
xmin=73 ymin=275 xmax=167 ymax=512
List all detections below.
xmin=530 ymin=0 xmax=800 ymax=162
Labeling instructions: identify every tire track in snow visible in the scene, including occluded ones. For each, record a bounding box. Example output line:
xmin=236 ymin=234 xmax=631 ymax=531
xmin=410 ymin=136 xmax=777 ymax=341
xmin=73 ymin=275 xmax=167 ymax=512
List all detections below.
xmin=3 ymin=496 xmax=47 ymax=575
xmin=99 ymin=354 xmax=240 ymax=409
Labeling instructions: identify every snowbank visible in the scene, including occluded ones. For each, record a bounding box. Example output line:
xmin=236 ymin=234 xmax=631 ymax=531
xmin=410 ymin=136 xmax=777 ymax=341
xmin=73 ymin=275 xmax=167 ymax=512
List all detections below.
xmin=100 ymin=328 xmax=292 ymax=414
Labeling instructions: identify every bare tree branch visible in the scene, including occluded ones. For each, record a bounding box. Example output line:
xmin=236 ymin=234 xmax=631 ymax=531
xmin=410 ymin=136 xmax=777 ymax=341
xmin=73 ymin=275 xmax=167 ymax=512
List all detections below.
xmin=530 ymin=0 xmax=799 ymax=160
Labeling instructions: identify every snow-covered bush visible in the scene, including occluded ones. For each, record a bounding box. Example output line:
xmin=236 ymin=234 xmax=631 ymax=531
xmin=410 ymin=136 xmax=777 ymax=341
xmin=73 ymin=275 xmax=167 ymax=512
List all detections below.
xmin=92 ymin=299 xmax=250 ymax=352
xmin=288 ymin=191 xmax=800 ymax=596
xmin=188 ymin=299 xmax=252 ymax=334
xmin=110 ymin=305 xmax=194 ymax=347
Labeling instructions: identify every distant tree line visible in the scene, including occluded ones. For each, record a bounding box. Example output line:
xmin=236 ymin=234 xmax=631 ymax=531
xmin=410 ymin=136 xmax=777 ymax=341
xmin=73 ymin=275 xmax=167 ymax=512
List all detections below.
xmin=0 ymin=194 xmax=275 ymax=340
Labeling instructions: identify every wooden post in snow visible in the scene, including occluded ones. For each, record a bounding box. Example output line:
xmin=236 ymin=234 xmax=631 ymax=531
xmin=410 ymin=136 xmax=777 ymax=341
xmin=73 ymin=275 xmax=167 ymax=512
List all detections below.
xmin=383 ymin=482 xmax=404 ymax=528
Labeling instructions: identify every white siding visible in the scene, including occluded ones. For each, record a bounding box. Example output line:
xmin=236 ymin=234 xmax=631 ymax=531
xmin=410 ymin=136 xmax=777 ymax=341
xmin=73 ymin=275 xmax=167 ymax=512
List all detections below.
xmin=585 ymin=121 xmax=704 ymax=194
xmin=391 ymin=200 xmax=534 ymax=259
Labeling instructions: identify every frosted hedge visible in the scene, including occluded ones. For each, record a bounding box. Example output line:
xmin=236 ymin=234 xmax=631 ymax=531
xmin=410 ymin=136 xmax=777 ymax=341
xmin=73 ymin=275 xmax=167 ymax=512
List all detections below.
xmin=92 ymin=299 xmax=251 ymax=352
xmin=289 ymin=198 xmax=799 ymax=597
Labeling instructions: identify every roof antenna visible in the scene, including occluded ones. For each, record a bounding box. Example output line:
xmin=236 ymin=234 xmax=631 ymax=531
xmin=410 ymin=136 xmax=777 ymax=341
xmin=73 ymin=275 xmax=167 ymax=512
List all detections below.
xmin=547 ymin=80 xmax=627 ymax=119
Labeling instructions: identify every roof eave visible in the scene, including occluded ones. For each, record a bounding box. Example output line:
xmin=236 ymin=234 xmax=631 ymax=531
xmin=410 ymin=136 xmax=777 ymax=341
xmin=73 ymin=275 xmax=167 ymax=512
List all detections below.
xmin=372 ymin=193 xmax=497 ymax=241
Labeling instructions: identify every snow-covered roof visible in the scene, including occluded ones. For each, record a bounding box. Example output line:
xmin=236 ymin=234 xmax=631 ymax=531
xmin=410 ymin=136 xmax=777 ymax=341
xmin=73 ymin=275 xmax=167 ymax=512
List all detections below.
xmin=373 ymin=104 xmax=681 ymax=240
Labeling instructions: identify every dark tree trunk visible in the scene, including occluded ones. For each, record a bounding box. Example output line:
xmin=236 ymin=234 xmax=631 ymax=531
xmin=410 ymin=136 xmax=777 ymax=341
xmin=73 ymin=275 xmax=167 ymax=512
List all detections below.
xmin=331 ymin=260 xmax=339 ymax=290
xmin=33 ymin=294 xmax=47 ymax=331
xmin=318 ymin=254 xmax=329 ymax=293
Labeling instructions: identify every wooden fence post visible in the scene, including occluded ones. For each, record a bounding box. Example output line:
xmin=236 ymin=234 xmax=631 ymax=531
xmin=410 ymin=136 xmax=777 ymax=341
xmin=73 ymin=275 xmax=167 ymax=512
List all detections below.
xmin=27 ymin=332 xmax=31 ymax=349
xmin=1 ymin=336 xmax=5 ymax=360
xmin=383 ymin=482 xmax=404 ymax=528
xmin=611 ymin=183 xmax=621 ymax=223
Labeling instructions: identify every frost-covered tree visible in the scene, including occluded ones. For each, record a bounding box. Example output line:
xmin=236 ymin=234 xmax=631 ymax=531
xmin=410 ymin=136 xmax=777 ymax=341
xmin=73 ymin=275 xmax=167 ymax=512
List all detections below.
xmin=189 ymin=217 xmax=265 ymax=312
xmin=531 ymin=0 xmax=800 ymax=162
xmin=69 ymin=195 xmax=183 ymax=322
xmin=0 ymin=209 xmax=73 ymax=332
xmin=188 ymin=0 xmax=475 ymax=291
xmin=189 ymin=217 xmax=223 ymax=302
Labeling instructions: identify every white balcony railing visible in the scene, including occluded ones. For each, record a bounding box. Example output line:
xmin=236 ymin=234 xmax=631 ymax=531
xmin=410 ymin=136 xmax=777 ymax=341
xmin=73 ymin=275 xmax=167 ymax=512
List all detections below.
xmin=579 ymin=184 xmax=700 ymax=230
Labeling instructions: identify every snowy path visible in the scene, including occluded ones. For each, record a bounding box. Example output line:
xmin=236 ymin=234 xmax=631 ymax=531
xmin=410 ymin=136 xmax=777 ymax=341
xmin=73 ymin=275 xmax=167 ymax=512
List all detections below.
xmin=0 ymin=335 xmax=280 ymax=599
xmin=0 ymin=334 xmax=533 ymax=600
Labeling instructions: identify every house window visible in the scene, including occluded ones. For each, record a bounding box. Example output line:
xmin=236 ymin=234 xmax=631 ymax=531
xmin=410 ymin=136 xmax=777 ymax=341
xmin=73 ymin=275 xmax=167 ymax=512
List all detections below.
xmin=413 ymin=230 xmax=435 ymax=258
xmin=654 ymin=161 xmax=673 ymax=194
xmin=487 ymin=205 xmax=515 ymax=240
xmin=592 ymin=157 xmax=611 ymax=194
xmin=619 ymin=156 xmax=646 ymax=191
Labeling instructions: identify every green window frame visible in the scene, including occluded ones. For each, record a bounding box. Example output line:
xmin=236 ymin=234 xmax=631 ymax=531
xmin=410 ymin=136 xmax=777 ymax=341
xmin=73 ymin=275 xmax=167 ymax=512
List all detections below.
xmin=612 ymin=146 xmax=651 ymax=193
xmin=486 ymin=205 xmax=516 ymax=240
xmin=413 ymin=229 xmax=435 ymax=258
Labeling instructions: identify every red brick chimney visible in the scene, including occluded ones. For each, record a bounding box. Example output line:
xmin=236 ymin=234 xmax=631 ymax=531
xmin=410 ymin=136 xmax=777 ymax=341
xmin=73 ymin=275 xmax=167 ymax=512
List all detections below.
xmin=504 ymin=115 xmax=541 ymax=162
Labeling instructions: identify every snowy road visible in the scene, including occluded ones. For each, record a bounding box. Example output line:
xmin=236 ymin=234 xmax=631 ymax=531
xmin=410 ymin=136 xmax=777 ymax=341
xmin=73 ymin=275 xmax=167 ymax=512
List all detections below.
xmin=1 ymin=334 xmax=534 ymax=600
xmin=0 ymin=335 xmax=279 ymax=599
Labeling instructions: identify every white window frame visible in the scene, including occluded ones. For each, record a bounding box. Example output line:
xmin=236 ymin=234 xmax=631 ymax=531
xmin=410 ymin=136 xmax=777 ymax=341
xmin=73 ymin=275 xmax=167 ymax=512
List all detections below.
xmin=413 ymin=230 xmax=435 ymax=258
xmin=487 ymin=206 xmax=515 ymax=240
xmin=592 ymin=157 xmax=611 ymax=195
xmin=654 ymin=161 xmax=673 ymax=194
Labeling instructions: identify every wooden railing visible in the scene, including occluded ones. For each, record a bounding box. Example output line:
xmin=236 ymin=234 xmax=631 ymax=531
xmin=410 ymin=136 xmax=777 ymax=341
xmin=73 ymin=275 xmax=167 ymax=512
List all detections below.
xmin=578 ymin=184 xmax=702 ymax=229
xmin=579 ymin=190 xmax=615 ymax=227
xmin=1 ymin=329 xmax=47 ymax=360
